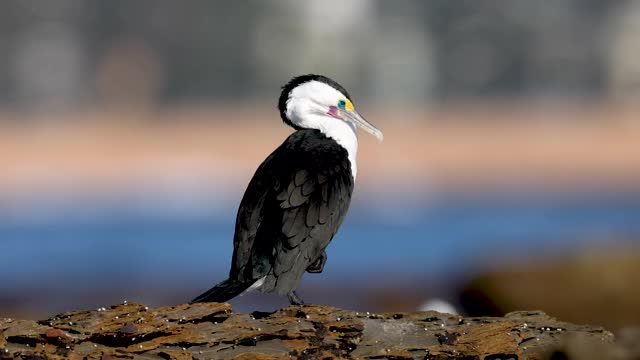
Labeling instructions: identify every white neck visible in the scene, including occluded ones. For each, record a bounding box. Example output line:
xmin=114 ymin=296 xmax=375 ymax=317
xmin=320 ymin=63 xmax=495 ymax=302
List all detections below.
xmin=313 ymin=114 xmax=359 ymax=180
xmin=288 ymin=109 xmax=358 ymax=180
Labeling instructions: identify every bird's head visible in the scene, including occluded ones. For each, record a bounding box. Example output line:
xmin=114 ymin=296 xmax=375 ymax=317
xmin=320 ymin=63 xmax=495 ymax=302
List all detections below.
xmin=278 ymin=74 xmax=383 ymax=141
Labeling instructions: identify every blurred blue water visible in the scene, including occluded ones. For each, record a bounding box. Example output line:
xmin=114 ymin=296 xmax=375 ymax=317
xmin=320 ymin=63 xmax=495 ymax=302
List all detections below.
xmin=1 ymin=190 xmax=639 ymax=294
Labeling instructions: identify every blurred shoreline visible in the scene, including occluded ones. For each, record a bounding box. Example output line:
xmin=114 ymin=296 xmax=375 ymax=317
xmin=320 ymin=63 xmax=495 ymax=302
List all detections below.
xmin=1 ymin=104 xmax=639 ymax=203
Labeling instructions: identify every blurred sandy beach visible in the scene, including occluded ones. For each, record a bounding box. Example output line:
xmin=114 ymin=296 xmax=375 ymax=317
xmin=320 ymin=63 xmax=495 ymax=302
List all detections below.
xmin=2 ymin=104 xmax=640 ymax=200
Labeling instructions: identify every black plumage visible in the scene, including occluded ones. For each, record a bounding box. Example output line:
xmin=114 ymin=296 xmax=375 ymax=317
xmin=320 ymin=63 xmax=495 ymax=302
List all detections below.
xmin=192 ymin=129 xmax=354 ymax=304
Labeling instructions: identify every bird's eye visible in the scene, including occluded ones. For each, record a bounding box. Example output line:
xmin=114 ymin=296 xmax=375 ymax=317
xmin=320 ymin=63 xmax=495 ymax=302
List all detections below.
xmin=337 ymin=99 xmax=346 ymax=110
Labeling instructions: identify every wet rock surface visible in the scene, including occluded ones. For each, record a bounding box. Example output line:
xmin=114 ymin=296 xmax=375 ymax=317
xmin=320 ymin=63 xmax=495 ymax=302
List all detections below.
xmin=0 ymin=302 xmax=625 ymax=359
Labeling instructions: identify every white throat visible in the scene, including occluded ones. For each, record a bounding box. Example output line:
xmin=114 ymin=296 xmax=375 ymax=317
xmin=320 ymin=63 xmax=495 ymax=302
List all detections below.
xmin=315 ymin=114 xmax=359 ymax=180
xmin=289 ymin=111 xmax=359 ymax=180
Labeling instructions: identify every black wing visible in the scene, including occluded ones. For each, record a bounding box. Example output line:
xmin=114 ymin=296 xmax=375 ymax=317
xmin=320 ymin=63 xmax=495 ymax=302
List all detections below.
xmin=229 ymin=130 xmax=354 ymax=291
xmin=228 ymin=150 xmax=275 ymax=281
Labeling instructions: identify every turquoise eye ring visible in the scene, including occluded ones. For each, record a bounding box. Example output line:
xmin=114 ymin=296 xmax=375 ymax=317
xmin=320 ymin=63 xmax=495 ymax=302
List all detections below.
xmin=337 ymin=99 xmax=346 ymax=110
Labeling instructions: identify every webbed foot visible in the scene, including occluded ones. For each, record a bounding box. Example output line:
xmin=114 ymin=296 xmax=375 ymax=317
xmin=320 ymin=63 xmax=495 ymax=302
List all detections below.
xmin=306 ymin=251 xmax=327 ymax=274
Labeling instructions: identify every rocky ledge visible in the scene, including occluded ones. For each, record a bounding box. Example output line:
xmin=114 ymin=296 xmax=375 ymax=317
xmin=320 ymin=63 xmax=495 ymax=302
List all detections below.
xmin=0 ymin=302 xmax=626 ymax=359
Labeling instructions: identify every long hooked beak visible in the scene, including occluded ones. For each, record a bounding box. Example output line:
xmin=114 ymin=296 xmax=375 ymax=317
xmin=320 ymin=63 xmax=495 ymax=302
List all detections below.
xmin=343 ymin=110 xmax=384 ymax=141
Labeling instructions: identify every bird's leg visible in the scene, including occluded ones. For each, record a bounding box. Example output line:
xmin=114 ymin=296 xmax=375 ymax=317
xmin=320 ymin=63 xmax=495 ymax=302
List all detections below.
xmin=306 ymin=251 xmax=327 ymax=273
xmin=287 ymin=291 xmax=305 ymax=305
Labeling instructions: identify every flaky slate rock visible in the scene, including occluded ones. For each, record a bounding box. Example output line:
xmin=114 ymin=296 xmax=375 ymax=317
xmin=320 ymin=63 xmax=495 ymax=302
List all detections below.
xmin=0 ymin=303 xmax=622 ymax=359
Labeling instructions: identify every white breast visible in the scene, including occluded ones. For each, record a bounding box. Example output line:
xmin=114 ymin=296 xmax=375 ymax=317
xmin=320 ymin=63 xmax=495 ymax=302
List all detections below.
xmin=321 ymin=119 xmax=358 ymax=180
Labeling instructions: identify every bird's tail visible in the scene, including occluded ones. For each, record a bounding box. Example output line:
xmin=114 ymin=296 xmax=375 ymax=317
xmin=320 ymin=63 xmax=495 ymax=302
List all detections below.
xmin=190 ymin=278 xmax=251 ymax=304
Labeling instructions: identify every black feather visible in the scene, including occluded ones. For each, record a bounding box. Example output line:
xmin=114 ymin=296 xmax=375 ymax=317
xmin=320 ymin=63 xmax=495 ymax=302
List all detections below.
xmin=191 ymin=278 xmax=251 ymax=304
xmin=225 ymin=129 xmax=354 ymax=297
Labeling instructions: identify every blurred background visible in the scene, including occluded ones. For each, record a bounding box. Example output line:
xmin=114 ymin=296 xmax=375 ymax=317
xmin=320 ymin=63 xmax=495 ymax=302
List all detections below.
xmin=1 ymin=0 xmax=639 ymax=333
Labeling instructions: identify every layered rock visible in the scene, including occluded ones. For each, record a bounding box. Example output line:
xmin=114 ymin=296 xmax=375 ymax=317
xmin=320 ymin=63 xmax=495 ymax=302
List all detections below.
xmin=0 ymin=302 xmax=624 ymax=359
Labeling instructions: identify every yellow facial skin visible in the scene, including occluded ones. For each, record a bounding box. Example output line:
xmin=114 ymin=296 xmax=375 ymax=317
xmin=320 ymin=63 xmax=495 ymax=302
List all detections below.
xmin=345 ymin=99 xmax=354 ymax=112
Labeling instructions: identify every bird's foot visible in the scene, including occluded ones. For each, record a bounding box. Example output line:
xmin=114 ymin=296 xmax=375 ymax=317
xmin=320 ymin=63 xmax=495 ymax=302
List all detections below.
xmin=306 ymin=251 xmax=327 ymax=273
xmin=287 ymin=291 xmax=305 ymax=305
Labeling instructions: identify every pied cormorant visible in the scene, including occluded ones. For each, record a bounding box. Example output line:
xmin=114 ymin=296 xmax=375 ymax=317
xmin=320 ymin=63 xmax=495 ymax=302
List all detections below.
xmin=191 ymin=74 xmax=383 ymax=305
